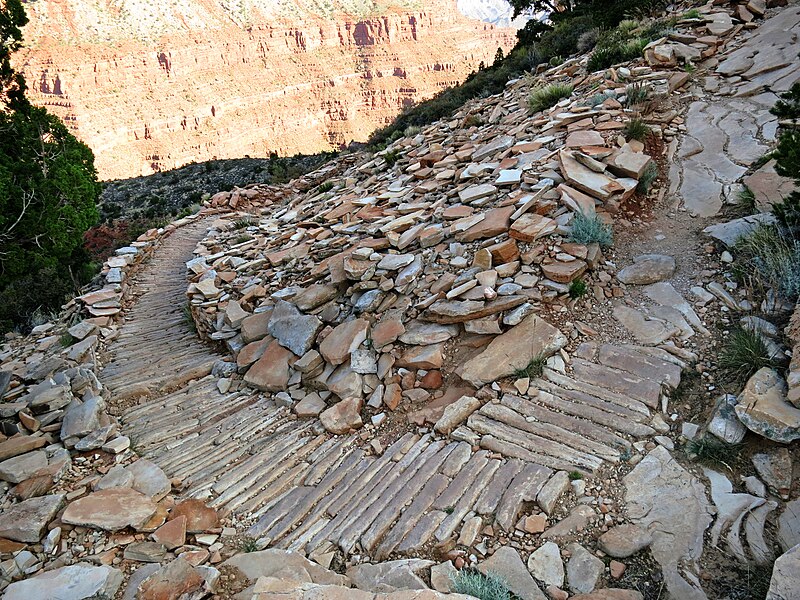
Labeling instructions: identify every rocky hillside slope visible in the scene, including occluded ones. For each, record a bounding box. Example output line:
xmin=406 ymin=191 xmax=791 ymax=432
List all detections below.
xmin=15 ymin=0 xmax=516 ymax=180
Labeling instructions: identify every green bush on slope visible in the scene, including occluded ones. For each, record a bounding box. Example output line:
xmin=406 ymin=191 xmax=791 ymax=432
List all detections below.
xmin=0 ymin=0 xmax=100 ymax=332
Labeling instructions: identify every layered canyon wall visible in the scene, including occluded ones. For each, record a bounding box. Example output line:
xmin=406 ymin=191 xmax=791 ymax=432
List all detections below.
xmin=16 ymin=0 xmax=516 ymax=180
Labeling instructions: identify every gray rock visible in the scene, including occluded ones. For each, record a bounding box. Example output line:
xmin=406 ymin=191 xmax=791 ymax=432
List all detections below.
xmin=127 ymin=458 xmax=171 ymax=501
xmin=430 ymin=561 xmax=457 ymax=593
xmin=223 ymin=549 xmax=348 ymax=586
xmin=537 ymin=471 xmax=570 ymax=515
xmin=598 ymin=524 xmax=653 ymax=558
xmin=95 ymin=464 xmax=135 ymax=491
xmin=433 ymin=396 xmax=481 ymax=435
xmin=346 ymin=559 xmax=433 ymax=592
xmin=617 ymin=254 xmax=676 ymax=285
xmin=778 ymin=499 xmax=800 ymax=553
xmin=268 ymin=300 xmax=323 ymax=357
xmin=527 ymin=541 xmax=564 ymax=588
xmin=703 ymin=214 xmax=777 ymax=247
xmin=4 ymin=563 xmax=123 ymax=600
xmin=478 ymin=546 xmax=546 ymax=600
xmin=625 ymin=446 xmax=711 ymax=600
xmin=735 ymin=368 xmax=800 ymax=443
xmin=0 ymin=494 xmax=65 ymax=542
xmin=566 ymin=543 xmax=604 ymax=594
xmin=707 ymin=394 xmax=747 ymax=444
xmin=399 ymin=322 xmax=459 ymax=345
xmin=752 ymin=448 xmax=792 ymax=499
xmin=60 ymin=396 xmax=104 ymax=441
xmin=26 ymin=383 xmax=72 ymax=414
xmin=767 ymin=543 xmax=800 ymax=600
xmin=0 ymin=450 xmax=47 ymax=484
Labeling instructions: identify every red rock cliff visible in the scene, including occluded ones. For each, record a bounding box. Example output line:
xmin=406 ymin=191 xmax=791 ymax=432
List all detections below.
xmin=16 ymin=0 xmax=516 ymax=180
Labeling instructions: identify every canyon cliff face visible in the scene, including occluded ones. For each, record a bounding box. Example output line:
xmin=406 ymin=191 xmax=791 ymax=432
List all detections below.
xmin=16 ymin=0 xmax=516 ymax=180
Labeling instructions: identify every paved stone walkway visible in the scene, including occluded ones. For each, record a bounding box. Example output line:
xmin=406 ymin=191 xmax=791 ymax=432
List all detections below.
xmin=674 ymin=5 xmax=800 ymax=218
xmin=103 ymin=221 xmax=685 ymax=562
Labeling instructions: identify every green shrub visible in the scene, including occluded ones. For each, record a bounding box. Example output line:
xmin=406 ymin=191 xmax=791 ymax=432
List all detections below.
xmin=719 ymin=327 xmax=778 ymax=384
xmin=569 ymin=278 xmax=588 ymax=298
xmin=568 ymin=470 xmax=584 ymax=480
xmin=771 ymin=83 xmax=800 ymax=239
xmin=383 ymin=150 xmax=400 ymax=167
xmin=232 ymin=216 xmax=254 ymax=230
xmin=682 ymin=8 xmax=702 ymax=19
xmin=623 ymin=117 xmax=650 ymax=141
xmin=528 ymin=83 xmax=574 ymax=113
xmin=728 ymin=186 xmax=756 ymax=218
xmin=465 ymin=114 xmax=484 ymax=127
xmin=315 ymin=181 xmax=334 ymax=194
xmin=624 ymin=81 xmax=651 ymax=107
xmin=514 ymin=354 xmax=547 ymax=379
xmin=686 ymin=434 xmax=741 ymax=468
xmin=636 ymin=161 xmax=658 ymax=194
xmin=569 ymin=212 xmax=613 ymax=248
xmin=0 ymin=0 xmax=100 ymax=333
xmin=403 ymin=125 xmax=421 ymax=137
xmin=451 ymin=569 xmax=511 ymax=600
xmin=734 ymin=224 xmax=800 ymax=300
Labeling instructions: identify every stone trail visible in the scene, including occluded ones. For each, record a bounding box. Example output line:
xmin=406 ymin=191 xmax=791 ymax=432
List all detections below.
xmin=115 ymin=224 xmax=677 ymax=559
xmin=101 ymin=221 xmax=223 ymax=403
xmin=674 ymin=5 xmax=800 ymax=218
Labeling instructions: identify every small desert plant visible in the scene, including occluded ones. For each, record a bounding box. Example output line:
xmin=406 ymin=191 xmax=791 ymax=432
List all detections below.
xmin=686 ymin=434 xmax=741 ymax=470
xmin=231 ymin=216 xmax=253 ymax=230
xmin=549 ymin=55 xmax=564 ymax=67
xmin=577 ymin=27 xmax=600 ymax=53
xmin=682 ymin=8 xmax=702 ymax=19
xmin=528 ymin=83 xmax=574 ymax=113
xmin=719 ymin=327 xmax=778 ymax=384
xmin=583 ymin=92 xmax=612 ymax=107
xmin=636 ymin=161 xmax=659 ymax=195
xmin=514 ymin=354 xmax=547 ymax=379
xmin=403 ymin=125 xmax=421 ymax=137
xmin=240 ymin=537 xmax=259 ymax=552
xmin=60 ymin=332 xmax=75 ymax=348
xmin=623 ymin=117 xmax=650 ymax=142
xmin=624 ymin=81 xmax=651 ymax=107
xmin=587 ymin=38 xmax=648 ymax=72
xmin=233 ymin=234 xmax=253 ymax=245
xmin=734 ymin=224 xmax=800 ymax=299
xmin=464 ymin=114 xmax=483 ymax=127
xmin=728 ymin=186 xmax=756 ymax=218
xmin=569 ymin=278 xmax=588 ymax=299
xmin=315 ymin=181 xmax=334 ymax=194
xmin=569 ymin=212 xmax=613 ymax=248
xmin=568 ymin=470 xmax=584 ymax=481
xmin=182 ymin=303 xmax=196 ymax=333
xmin=451 ymin=569 xmax=512 ymax=600
xmin=383 ymin=150 xmax=400 ymax=167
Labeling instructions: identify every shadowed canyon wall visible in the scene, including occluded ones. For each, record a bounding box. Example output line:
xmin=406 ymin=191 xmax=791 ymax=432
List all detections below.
xmin=16 ymin=0 xmax=516 ymax=180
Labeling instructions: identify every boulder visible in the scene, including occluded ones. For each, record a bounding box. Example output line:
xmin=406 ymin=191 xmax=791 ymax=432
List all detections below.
xmin=735 ymin=368 xmax=800 ymax=443
xmin=527 ymin=541 xmax=564 ymax=588
xmin=0 ymin=494 xmax=64 ymax=542
xmin=566 ymin=543 xmax=604 ymax=594
xmin=62 ymin=488 xmax=157 ymax=531
xmin=624 ymin=446 xmax=711 ymax=600
xmin=598 ymin=524 xmax=653 ymax=558
xmin=169 ymin=499 xmax=220 ymax=533
xmin=3 ymin=563 xmax=123 ymax=600
xmin=244 ymin=340 xmax=295 ymax=392
xmin=346 ymin=559 xmax=433 ymax=592
xmin=320 ymin=397 xmax=363 ymax=434
xmin=224 ymin=549 xmax=348 ymax=586
xmin=478 ymin=546 xmax=546 ymax=600
xmin=458 ymin=314 xmax=566 ymax=386
xmin=767 ymin=543 xmax=800 ymax=600
xmin=617 ymin=254 xmax=676 ymax=285
xmin=268 ymin=300 xmax=323 ymax=357
xmin=319 ymin=319 xmax=370 ymax=365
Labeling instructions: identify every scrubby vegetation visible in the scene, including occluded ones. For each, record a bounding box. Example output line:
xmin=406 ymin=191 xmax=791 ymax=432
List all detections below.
xmin=569 ymin=278 xmax=588 ymax=298
xmin=570 ymin=212 xmax=614 ymax=247
xmin=770 ymin=83 xmax=800 ymax=238
xmin=528 ymin=83 xmax=574 ymax=113
xmin=623 ymin=117 xmax=651 ymax=142
xmin=369 ymin=0 xmax=675 ymax=148
xmin=0 ymin=0 xmax=100 ymax=332
xmin=719 ymin=327 xmax=780 ymax=385
xmin=451 ymin=569 xmax=512 ymax=600
xmin=636 ymin=161 xmax=659 ymax=194
xmin=734 ymin=224 xmax=800 ymax=300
